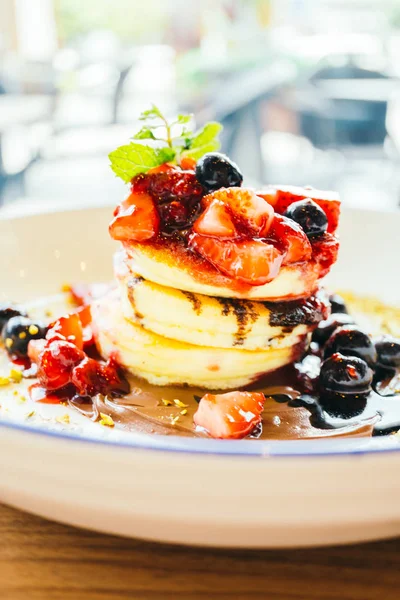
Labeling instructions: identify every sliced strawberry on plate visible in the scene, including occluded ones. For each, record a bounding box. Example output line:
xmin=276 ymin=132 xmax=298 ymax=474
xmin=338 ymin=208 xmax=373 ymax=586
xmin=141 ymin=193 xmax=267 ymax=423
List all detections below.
xmin=268 ymin=214 xmax=312 ymax=265
xmin=193 ymin=199 xmax=237 ymax=237
xmin=47 ymin=313 xmax=84 ymax=350
xmin=109 ymin=192 xmax=160 ymax=242
xmin=203 ymin=187 xmax=274 ymax=236
xmin=71 ymin=356 xmax=130 ymax=397
xmin=189 ymin=233 xmax=284 ymax=286
xmin=257 ymin=185 xmax=340 ymax=234
xmin=194 ymin=391 xmax=265 ymax=439
xmin=28 ymin=339 xmax=46 ymax=364
xmin=38 ymin=340 xmax=85 ymax=390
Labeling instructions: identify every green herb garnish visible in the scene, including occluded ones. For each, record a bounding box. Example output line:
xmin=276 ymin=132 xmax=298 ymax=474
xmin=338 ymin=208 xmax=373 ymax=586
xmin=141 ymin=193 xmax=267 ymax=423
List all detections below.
xmin=109 ymin=104 xmax=222 ymax=183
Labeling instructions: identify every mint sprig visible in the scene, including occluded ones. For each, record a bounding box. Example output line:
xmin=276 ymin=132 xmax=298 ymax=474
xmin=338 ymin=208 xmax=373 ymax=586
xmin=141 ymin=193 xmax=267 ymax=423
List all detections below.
xmin=109 ymin=104 xmax=223 ymax=182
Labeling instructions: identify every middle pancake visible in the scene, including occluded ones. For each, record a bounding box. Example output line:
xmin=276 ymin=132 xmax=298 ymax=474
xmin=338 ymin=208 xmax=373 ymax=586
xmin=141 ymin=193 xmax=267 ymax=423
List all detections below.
xmin=116 ymin=252 xmax=330 ymax=351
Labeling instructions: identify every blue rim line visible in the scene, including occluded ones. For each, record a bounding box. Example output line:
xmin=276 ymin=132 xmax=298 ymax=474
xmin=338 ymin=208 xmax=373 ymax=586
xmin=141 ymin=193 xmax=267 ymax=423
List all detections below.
xmin=1 ymin=416 xmax=400 ymax=458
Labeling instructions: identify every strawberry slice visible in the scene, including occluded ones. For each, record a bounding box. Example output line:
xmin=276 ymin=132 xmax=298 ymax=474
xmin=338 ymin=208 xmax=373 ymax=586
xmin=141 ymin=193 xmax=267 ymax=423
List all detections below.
xmin=28 ymin=339 xmax=46 ymax=364
xmin=47 ymin=313 xmax=84 ymax=350
xmin=71 ymin=356 xmax=130 ymax=397
xmin=203 ymin=187 xmax=274 ymax=236
xmin=193 ymin=200 xmax=237 ymax=237
xmin=312 ymin=233 xmax=340 ymax=277
xmin=189 ymin=233 xmax=284 ymax=286
xmin=268 ymin=214 xmax=312 ymax=265
xmin=194 ymin=391 xmax=265 ymax=439
xmin=109 ymin=191 xmax=160 ymax=242
xmin=38 ymin=340 xmax=85 ymax=390
xmin=257 ymin=186 xmax=340 ymax=234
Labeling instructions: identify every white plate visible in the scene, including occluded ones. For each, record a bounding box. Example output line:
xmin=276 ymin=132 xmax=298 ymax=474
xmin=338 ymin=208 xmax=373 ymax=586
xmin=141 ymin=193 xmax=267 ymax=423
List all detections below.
xmin=0 ymin=206 xmax=400 ymax=548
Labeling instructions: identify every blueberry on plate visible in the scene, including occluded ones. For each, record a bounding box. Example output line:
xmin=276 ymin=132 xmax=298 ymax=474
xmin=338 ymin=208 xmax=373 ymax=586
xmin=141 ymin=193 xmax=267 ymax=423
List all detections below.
xmin=284 ymin=198 xmax=328 ymax=238
xmin=324 ymin=325 xmax=377 ymax=367
xmin=375 ymin=335 xmax=400 ymax=369
xmin=2 ymin=316 xmax=47 ymax=358
xmin=311 ymin=313 xmax=355 ymax=346
xmin=0 ymin=304 xmax=27 ymax=331
xmin=319 ymin=353 xmax=373 ymax=397
xmin=195 ymin=152 xmax=243 ymax=192
xmin=329 ymin=294 xmax=348 ymax=314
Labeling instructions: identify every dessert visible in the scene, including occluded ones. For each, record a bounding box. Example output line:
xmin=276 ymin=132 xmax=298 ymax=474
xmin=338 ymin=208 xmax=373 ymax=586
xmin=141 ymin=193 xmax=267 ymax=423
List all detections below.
xmin=1 ymin=106 xmax=399 ymax=442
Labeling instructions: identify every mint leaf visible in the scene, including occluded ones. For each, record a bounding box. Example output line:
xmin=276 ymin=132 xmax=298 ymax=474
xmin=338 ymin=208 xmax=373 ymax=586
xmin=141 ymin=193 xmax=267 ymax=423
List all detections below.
xmin=132 ymin=127 xmax=157 ymax=141
xmin=109 ymin=143 xmax=175 ymax=182
xmin=181 ymin=122 xmax=222 ymax=160
xmin=139 ymin=104 xmax=163 ymax=121
xmin=190 ymin=122 xmax=222 ymax=149
xmin=175 ymin=114 xmax=193 ymax=125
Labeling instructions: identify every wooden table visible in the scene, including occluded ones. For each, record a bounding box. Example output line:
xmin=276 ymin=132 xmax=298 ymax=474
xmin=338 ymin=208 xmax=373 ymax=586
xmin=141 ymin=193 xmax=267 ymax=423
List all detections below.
xmin=1 ymin=503 xmax=399 ymax=599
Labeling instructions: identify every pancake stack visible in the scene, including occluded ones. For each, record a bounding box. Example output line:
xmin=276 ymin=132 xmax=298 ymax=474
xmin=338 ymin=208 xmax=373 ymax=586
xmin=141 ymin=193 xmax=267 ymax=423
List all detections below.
xmin=92 ymin=179 xmax=337 ymax=389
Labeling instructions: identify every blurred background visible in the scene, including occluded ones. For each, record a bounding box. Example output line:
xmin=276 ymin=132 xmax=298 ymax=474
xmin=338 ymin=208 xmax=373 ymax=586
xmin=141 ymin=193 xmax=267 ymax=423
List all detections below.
xmin=1 ymin=0 xmax=400 ymax=216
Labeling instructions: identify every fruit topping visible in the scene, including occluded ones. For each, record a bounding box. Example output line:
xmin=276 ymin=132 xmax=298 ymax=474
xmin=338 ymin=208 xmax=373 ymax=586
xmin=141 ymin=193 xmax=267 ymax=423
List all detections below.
xmin=375 ymin=336 xmax=400 ymax=369
xmin=267 ymin=214 xmax=312 ymax=265
xmin=189 ymin=233 xmax=284 ymax=286
xmin=201 ymin=187 xmax=274 ymax=236
xmin=257 ymin=185 xmax=340 ymax=234
xmin=312 ymin=313 xmax=355 ymax=346
xmin=193 ymin=199 xmax=237 ymax=237
xmin=0 ymin=305 xmax=27 ymax=331
xmin=2 ymin=317 xmax=47 ymax=358
xmin=47 ymin=313 xmax=84 ymax=350
xmin=71 ymin=356 xmax=130 ymax=397
xmin=324 ymin=326 xmax=377 ymax=367
xmin=195 ymin=152 xmax=243 ymax=192
xmin=109 ymin=191 xmax=160 ymax=242
xmin=319 ymin=353 xmax=373 ymax=397
xmin=310 ymin=234 xmax=340 ymax=278
xmin=38 ymin=340 xmax=85 ymax=390
xmin=329 ymin=294 xmax=348 ymax=314
xmin=283 ymin=198 xmax=328 ymax=238
xmin=194 ymin=391 xmax=265 ymax=439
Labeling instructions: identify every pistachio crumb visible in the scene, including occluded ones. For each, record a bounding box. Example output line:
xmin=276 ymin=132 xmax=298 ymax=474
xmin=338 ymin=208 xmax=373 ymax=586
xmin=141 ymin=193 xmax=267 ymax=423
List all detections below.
xmin=61 ymin=283 xmax=71 ymax=293
xmin=56 ymin=414 xmax=70 ymax=425
xmin=180 ymin=409 xmax=188 ymax=416
xmin=0 ymin=377 xmax=10 ymax=386
xmin=5 ymin=338 xmax=13 ymax=349
xmin=171 ymin=415 xmax=180 ymax=425
xmin=45 ymin=309 xmax=53 ymax=317
xmin=161 ymin=398 xmax=173 ymax=406
xmin=99 ymin=413 xmax=114 ymax=427
xmin=173 ymin=399 xmax=188 ymax=408
xmin=10 ymin=368 xmax=23 ymax=383
xmin=18 ymin=331 xmax=27 ymax=340
xmin=26 ymin=410 xmax=35 ymax=419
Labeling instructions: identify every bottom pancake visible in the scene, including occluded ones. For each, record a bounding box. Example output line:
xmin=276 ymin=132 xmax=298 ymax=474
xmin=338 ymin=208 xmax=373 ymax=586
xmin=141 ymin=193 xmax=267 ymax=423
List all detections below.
xmin=91 ymin=290 xmax=309 ymax=389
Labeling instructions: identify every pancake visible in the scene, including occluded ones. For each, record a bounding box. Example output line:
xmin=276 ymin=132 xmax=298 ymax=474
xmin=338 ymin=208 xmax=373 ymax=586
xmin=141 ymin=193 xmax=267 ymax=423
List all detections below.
xmin=115 ymin=253 xmax=330 ymax=350
xmin=91 ymin=290 xmax=309 ymax=389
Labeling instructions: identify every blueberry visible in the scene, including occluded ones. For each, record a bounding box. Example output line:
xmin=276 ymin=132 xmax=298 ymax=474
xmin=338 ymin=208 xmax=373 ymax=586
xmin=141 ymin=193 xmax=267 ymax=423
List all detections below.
xmin=375 ymin=336 xmax=400 ymax=369
xmin=320 ymin=353 xmax=373 ymax=396
xmin=329 ymin=294 xmax=348 ymax=314
xmin=195 ymin=152 xmax=243 ymax=192
xmin=2 ymin=316 xmax=47 ymax=358
xmin=284 ymin=199 xmax=327 ymax=238
xmin=324 ymin=326 xmax=377 ymax=367
xmin=312 ymin=313 xmax=355 ymax=346
xmin=0 ymin=304 xmax=27 ymax=331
